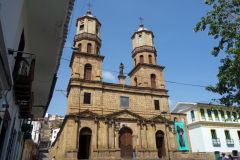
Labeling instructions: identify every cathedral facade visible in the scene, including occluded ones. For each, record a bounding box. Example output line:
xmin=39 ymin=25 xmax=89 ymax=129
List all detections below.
xmin=50 ymin=10 xmax=193 ymax=160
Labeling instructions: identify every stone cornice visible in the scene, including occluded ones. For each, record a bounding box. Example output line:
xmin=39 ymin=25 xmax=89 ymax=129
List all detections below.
xmin=128 ymin=63 xmax=165 ymax=77
xmin=69 ymin=51 xmax=105 ymax=67
xmin=76 ymin=16 xmax=101 ymax=27
xmin=67 ymin=78 xmax=169 ymax=97
xmin=131 ymin=30 xmax=154 ymax=39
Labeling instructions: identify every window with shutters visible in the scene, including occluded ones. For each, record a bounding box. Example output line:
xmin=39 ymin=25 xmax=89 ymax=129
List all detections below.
xmin=190 ymin=110 xmax=195 ymax=122
xmin=232 ymin=112 xmax=237 ymax=122
xmin=87 ymin=43 xmax=92 ymax=54
xmin=80 ymin=25 xmax=84 ymax=31
xmin=154 ymin=100 xmax=159 ymax=110
xmin=120 ymin=97 xmax=129 ymax=108
xmin=151 ymin=74 xmax=156 ymax=89
xmin=148 ymin=55 xmax=152 ymax=64
xmin=78 ymin=43 xmax=82 ymax=52
xmin=225 ymin=130 xmax=231 ymax=139
xmin=140 ymin=55 xmax=144 ymax=63
xmin=84 ymin=93 xmax=91 ymax=104
xmin=214 ymin=110 xmax=219 ymax=121
xmin=227 ymin=111 xmax=232 ymax=122
xmin=84 ymin=64 xmax=92 ymax=80
xmin=207 ymin=110 xmax=212 ymax=121
xmin=200 ymin=109 xmax=206 ymax=121
xmin=220 ymin=111 xmax=225 ymax=122
xmin=211 ymin=129 xmax=217 ymax=139
xmin=134 ymin=77 xmax=137 ymax=86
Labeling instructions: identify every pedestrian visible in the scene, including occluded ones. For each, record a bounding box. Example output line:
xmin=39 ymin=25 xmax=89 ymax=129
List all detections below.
xmin=228 ymin=155 xmax=233 ymax=160
xmin=133 ymin=147 xmax=136 ymax=159
xmin=52 ymin=156 xmax=56 ymax=160
xmin=221 ymin=153 xmax=229 ymax=160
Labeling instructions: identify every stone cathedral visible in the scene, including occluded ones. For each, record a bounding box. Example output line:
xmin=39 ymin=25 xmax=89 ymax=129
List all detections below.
xmin=51 ymin=10 xmax=193 ymax=160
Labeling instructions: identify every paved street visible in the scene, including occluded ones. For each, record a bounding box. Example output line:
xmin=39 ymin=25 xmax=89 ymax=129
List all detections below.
xmin=38 ymin=151 xmax=52 ymax=160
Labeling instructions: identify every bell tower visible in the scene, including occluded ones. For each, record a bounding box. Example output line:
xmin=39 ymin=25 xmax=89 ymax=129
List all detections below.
xmin=70 ymin=10 xmax=104 ymax=81
xmin=128 ymin=24 xmax=166 ymax=89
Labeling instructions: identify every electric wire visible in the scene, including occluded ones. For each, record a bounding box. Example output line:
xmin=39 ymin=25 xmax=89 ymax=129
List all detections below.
xmin=61 ymin=57 xmax=207 ymax=88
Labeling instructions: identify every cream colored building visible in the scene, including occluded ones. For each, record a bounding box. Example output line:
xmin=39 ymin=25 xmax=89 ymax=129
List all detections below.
xmin=50 ymin=10 xmax=193 ymax=160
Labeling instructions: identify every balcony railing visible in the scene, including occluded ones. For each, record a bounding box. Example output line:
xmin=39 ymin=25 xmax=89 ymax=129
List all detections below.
xmin=212 ymin=139 xmax=221 ymax=145
xmin=74 ymin=32 xmax=102 ymax=45
xmin=192 ymin=118 xmax=195 ymax=122
xmin=13 ymin=56 xmax=35 ymax=118
xmin=22 ymin=116 xmax=33 ymax=132
xmin=239 ymin=139 xmax=240 ymax=145
xmin=226 ymin=139 xmax=234 ymax=145
xmin=131 ymin=45 xmax=156 ymax=57
xmin=201 ymin=116 xmax=206 ymax=121
xmin=208 ymin=117 xmax=213 ymax=121
xmin=215 ymin=117 xmax=219 ymax=121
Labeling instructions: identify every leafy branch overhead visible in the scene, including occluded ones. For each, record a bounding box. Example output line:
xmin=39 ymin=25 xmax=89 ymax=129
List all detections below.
xmin=193 ymin=0 xmax=240 ymax=115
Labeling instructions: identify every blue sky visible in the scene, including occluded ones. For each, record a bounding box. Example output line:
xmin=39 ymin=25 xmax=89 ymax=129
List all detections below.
xmin=47 ymin=0 xmax=225 ymax=116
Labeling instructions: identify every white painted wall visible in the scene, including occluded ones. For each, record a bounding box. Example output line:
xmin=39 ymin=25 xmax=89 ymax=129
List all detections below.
xmin=189 ymin=127 xmax=206 ymax=152
xmin=51 ymin=128 xmax=60 ymax=145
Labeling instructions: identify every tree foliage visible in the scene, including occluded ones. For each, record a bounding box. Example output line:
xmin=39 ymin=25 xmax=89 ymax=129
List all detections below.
xmin=55 ymin=122 xmax=63 ymax=128
xmin=193 ymin=0 xmax=240 ymax=116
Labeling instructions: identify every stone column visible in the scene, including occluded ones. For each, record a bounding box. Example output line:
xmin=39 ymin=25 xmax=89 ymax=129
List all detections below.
xmin=115 ymin=129 xmax=120 ymax=149
xmin=94 ymin=118 xmax=98 ymax=149
xmin=137 ymin=120 xmax=142 ymax=150
xmin=74 ymin=116 xmax=80 ymax=150
xmin=104 ymin=119 xmax=109 ymax=149
xmin=142 ymin=121 xmax=147 ymax=149
xmin=110 ymin=121 xmax=115 ymax=149
xmin=132 ymin=135 xmax=138 ymax=149
xmin=151 ymin=122 xmax=157 ymax=149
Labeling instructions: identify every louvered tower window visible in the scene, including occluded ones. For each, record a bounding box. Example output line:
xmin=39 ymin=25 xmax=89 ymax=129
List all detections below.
xmin=78 ymin=43 xmax=82 ymax=52
xmin=148 ymin=55 xmax=152 ymax=64
xmin=134 ymin=77 xmax=137 ymax=86
xmin=84 ymin=64 xmax=92 ymax=80
xmin=96 ymin=47 xmax=99 ymax=55
xmin=140 ymin=55 xmax=144 ymax=63
xmin=87 ymin=43 xmax=92 ymax=54
xmin=151 ymin=74 xmax=156 ymax=89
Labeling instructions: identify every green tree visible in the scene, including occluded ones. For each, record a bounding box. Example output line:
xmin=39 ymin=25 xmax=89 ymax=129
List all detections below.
xmin=55 ymin=122 xmax=63 ymax=128
xmin=193 ymin=0 xmax=240 ymax=116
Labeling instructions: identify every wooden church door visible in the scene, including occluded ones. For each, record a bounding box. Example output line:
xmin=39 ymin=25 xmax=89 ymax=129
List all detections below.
xmin=119 ymin=127 xmax=133 ymax=158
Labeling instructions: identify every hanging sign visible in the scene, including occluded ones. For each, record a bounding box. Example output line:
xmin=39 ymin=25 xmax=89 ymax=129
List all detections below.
xmin=174 ymin=122 xmax=189 ymax=150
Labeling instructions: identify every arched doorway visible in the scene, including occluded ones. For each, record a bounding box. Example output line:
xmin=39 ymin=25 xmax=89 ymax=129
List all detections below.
xmin=78 ymin=127 xmax=92 ymax=159
xmin=156 ymin=130 xmax=166 ymax=158
xmin=119 ymin=127 xmax=133 ymax=158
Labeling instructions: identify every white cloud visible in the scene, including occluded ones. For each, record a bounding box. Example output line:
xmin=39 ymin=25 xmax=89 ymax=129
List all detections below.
xmin=102 ymin=71 xmax=116 ymax=82
xmin=169 ymin=99 xmax=176 ymax=111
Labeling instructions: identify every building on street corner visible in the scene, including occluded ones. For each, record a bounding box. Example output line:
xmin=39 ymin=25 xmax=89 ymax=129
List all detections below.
xmin=0 ymin=0 xmax=74 ymax=159
xmin=50 ymin=10 xmax=195 ymax=160
xmin=171 ymin=102 xmax=240 ymax=160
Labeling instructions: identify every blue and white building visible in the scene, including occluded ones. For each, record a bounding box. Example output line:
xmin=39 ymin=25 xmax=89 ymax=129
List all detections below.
xmin=171 ymin=102 xmax=240 ymax=159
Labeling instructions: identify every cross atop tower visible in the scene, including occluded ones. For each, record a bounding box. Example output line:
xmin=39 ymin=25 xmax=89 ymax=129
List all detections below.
xmin=86 ymin=2 xmax=92 ymax=10
xmin=139 ymin=16 xmax=144 ymax=24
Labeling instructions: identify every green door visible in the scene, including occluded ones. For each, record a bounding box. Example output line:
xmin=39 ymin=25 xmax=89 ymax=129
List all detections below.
xmin=225 ymin=131 xmax=231 ymax=139
xmin=214 ymin=151 xmax=220 ymax=160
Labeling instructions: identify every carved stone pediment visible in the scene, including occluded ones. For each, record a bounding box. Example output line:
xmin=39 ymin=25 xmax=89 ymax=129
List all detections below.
xmin=148 ymin=114 xmax=173 ymax=124
xmin=78 ymin=110 xmax=99 ymax=118
xmin=106 ymin=109 xmax=145 ymax=120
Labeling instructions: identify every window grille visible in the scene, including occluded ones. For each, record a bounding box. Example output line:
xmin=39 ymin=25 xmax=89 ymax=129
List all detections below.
xmin=154 ymin=100 xmax=160 ymax=110
xmin=84 ymin=93 xmax=91 ymax=104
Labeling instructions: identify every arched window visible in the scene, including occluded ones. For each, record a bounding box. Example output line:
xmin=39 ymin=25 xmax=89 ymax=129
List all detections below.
xmin=96 ymin=47 xmax=99 ymax=55
xmin=148 ymin=55 xmax=152 ymax=64
xmin=140 ymin=55 xmax=144 ymax=63
xmin=174 ymin=117 xmax=178 ymax=122
xmin=87 ymin=43 xmax=92 ymax=54
xmin=151 ymin=74 xmax=156 ymax=89
xmin=84 ymin=64 xmax=92 ymax=80
xmin=78 ymin=43 xmax=82 ymax=52
xmin=134 ymin=77 xmax=137 ymax=86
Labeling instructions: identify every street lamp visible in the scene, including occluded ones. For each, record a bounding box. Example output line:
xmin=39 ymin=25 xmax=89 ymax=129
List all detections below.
xmin=161 ymin=111 xmax=171 ymax=160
